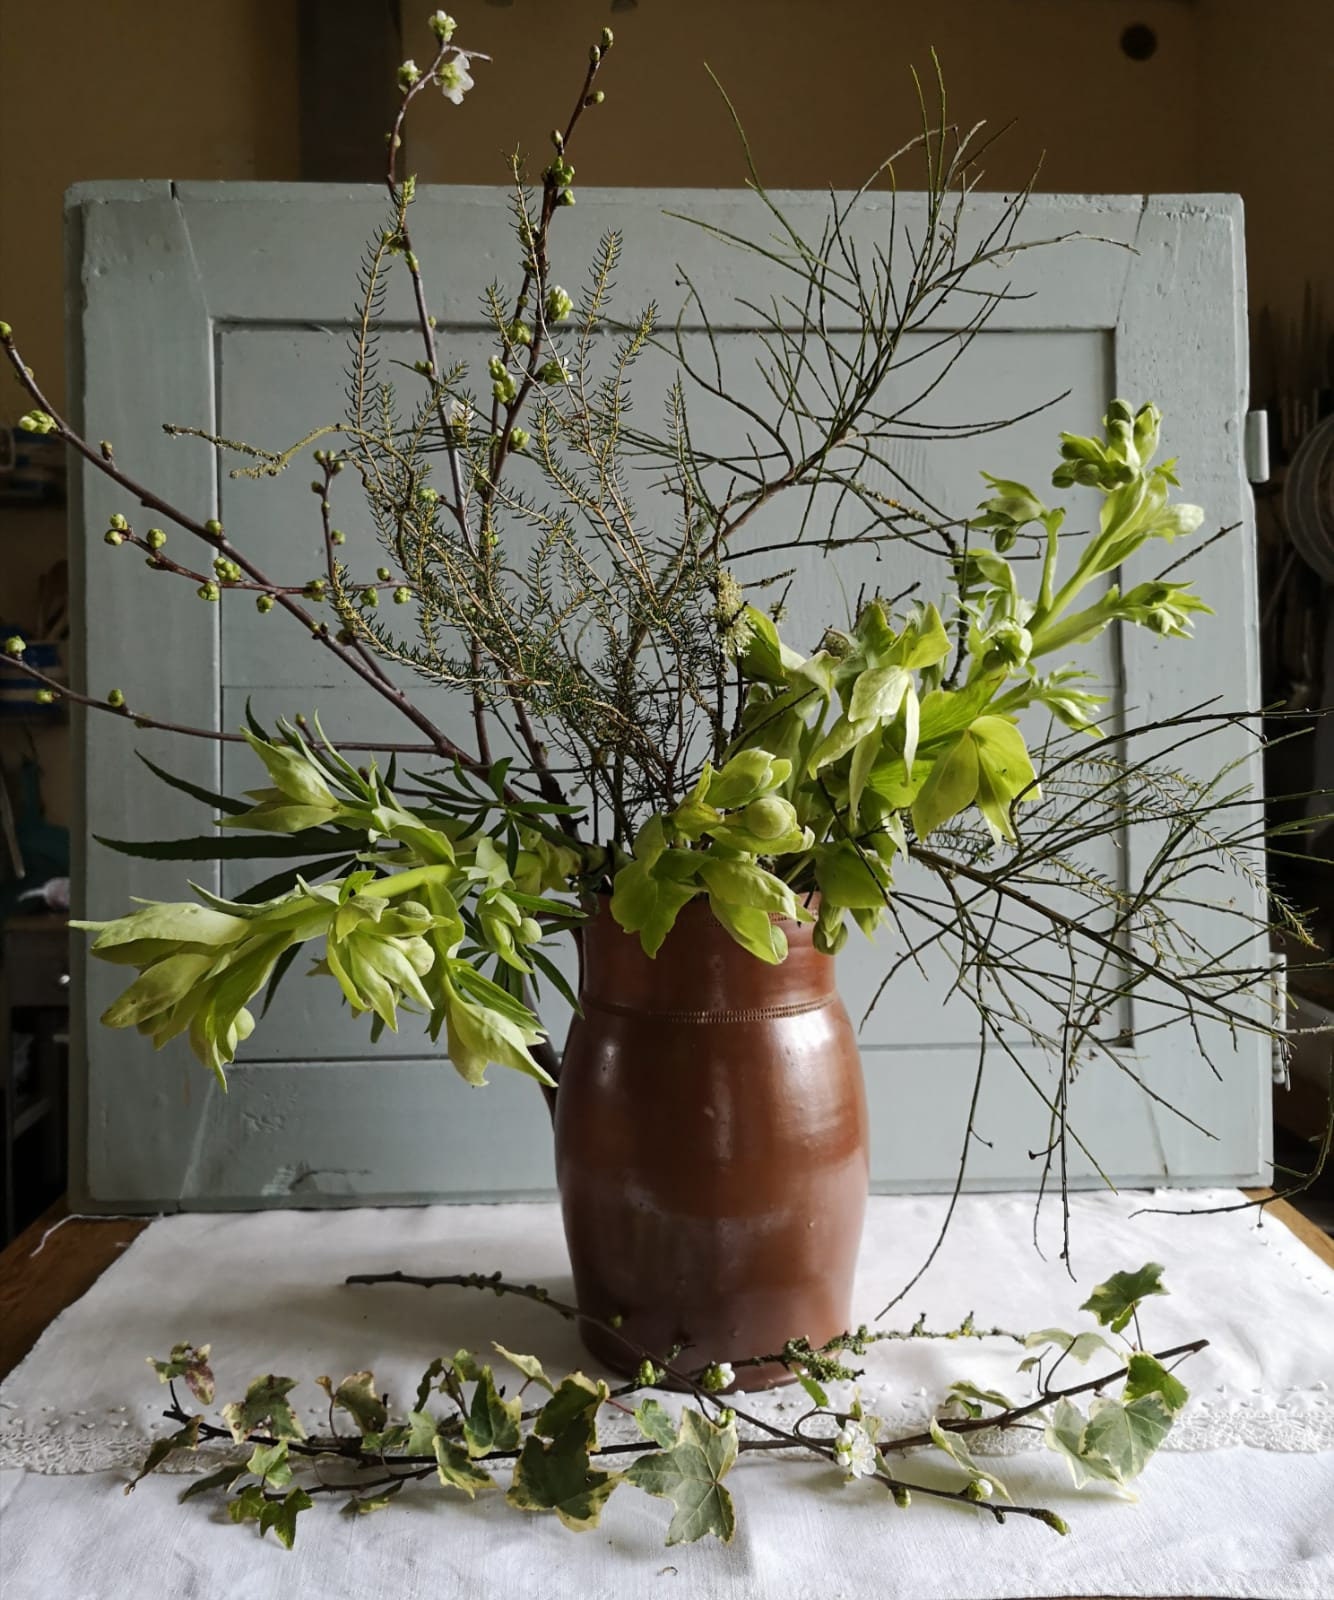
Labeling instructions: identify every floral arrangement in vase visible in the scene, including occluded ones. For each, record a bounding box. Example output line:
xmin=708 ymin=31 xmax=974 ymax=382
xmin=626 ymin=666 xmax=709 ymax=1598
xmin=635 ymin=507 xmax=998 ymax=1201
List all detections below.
xmin=0 ymin=8 xmax=1309 ymax=1549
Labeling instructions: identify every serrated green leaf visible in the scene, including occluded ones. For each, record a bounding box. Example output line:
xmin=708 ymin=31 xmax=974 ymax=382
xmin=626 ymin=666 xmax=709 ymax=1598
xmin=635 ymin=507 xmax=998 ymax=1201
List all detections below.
xmin=927 ymin=1418 xmax=1011 ymax=1501
xmin=492 ymin=1343 xmax=554 ymax=1394
xmin=125 ymin=1417 xmax=200 ymax=1493
xmin=463 ymin=1367 xmax=522 ymax=1458
xmin=1080 ymin=1263 xmax=1168 ymax=1333
xmin=635 ymin=1397 xmax=678 ymax=1449
xmin=626 ymin=1408 xmax=738 ymax=1545
xmin=1123 ymin=1352 xmax=1189 ymax=1415
xmin=221 ymin=1375 xmax=306 ymax=1443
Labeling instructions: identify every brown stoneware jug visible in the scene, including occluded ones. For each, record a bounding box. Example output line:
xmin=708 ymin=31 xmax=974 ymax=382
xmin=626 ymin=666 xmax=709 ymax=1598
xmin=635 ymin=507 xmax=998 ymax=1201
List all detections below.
xmin=553 ymin=896 xmax=869 ymax=1390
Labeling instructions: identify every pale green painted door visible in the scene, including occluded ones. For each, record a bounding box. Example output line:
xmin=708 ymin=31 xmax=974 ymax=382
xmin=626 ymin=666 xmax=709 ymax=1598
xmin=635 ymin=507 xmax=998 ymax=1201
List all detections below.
xmin=68 ymin=183 xmax=1267 ymax=1206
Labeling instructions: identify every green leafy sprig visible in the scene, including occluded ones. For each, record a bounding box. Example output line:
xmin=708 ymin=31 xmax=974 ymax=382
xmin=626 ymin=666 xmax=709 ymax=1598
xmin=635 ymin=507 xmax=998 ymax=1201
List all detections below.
xmin=133 ymin=1262 xmax=1201 ymax=1549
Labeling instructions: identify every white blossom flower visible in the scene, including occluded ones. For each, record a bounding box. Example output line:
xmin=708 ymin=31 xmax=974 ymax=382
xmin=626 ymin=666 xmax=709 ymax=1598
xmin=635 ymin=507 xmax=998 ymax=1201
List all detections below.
xmin=833 ymin=1420 xmax=879 ymax=1479
xmin=701 ymin=1361 xmax=734 ymax=1392
xmin=428 ymin=11 xmax=457 ymax=42
xmin=397 ymin=59 xmax=421 ymax=89
xmin=437 ymin=53 xmax=474 ymax=105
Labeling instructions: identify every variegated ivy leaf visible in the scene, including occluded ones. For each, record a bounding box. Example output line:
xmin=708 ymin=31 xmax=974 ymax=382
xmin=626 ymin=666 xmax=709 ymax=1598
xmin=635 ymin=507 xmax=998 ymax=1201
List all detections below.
xmin=626 ymin=1408 xmax=739 ymax=1545
xmin=536 ymin=1374 xmax=608 ymax=1442
xmin=1018 ymin=1327 xmax=1117 ymax=1372
xmin=341 ymin=1480 xmax=405 ymax=1516
xmin=316 ymin=1370 xmax=387 ymax=1435
xmin=148 ymin=1342 xmax=215 ymax=1406
xmin=1080 ymin=1263 xmax=1168 ymax=1333
xmin=927 ymin=1418 xmax=1011 ymax=1502
xmin=178 ymin=1462 xmax=247 ymax=1503
xmin=125 ymin=1416 xmax=200 ymax=1493
xmin=1123 ymin=1352 xmax=1189 ymax=1415
xmin=246 ymin=1439 xmax=293 ymax=1488
xmin=260 ymin=1487 xmax=315 ymax=1549
xmin=506 ymin=1425 xmax=618 ymax=1531
xmin=434 ymin=1435 xmax=494 ymax=1497
xmin=221 ymin=1375 xmax=306 ymax=1443
xmin=946 ymin=1380 xmax=1015 ymax=1417
xmin=405 ymin=1409 xmax=441 ymax=1455
xmin=1043 ymin=1392 xmax=1174 ymax=1493
xmin=634 ymin=1397 xmax=679 ymax=1450
xmin=1083 ymin=1395 xmax=1174 ymax=1485
xmin=413 ymin=1356 xmax=447 ymax=1411
xmin=492 ymin=1343 xmax=554 ymax=1394
xmin=463 ymin=1367 xmax=522 ymax=1458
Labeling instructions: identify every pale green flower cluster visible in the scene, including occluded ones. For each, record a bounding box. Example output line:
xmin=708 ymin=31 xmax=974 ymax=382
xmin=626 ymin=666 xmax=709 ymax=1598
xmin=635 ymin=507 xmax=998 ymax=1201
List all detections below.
xmin=610 ymin=399 xmax=1213 ymax=958
xmin=78 ymin=726 xmax=578 ymax=1086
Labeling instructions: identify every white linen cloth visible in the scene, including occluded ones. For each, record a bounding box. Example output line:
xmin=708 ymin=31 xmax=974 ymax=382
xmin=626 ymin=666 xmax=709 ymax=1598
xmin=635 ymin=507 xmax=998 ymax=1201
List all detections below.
xmin=1 ymin=1189 xmax=1332 ymax=1598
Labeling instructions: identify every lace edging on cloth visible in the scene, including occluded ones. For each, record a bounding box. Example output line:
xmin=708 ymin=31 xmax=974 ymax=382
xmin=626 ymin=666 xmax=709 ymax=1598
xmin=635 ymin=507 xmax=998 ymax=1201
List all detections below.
xmin=3 ymin=1387 xmax=1331 ymax=1477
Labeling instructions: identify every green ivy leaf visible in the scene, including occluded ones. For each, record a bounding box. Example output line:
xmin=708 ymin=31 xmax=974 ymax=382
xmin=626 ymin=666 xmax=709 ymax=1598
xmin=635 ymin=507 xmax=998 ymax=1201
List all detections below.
xmin=228 ymin=1483 xmax=268 ymax=1525
xmin=492 ymin=1343 xmax=554 ymax=1394
xmin=625 ymin=1407 xmax=739 ymax=1545
xmin=1080 ymin=1263 xmax=1168 ymax=1333
xmin=634 ymin=1397 xmax=678 ymax=1449
xmin=1124 ymin=1352 xmax=1189 ymax=1415
xmin=463 ymin=1367 xmax=522 ymax=1458
xmin=259 ymin=1486 xmax=314 ymax=1550
xmin=927 ymin=1418 xmax=1011 ymax=1501
xmin=221 ymin=1375 xmax=307 ymax=1443
xmin=125 ymin=1416 xmax=200 ymax=1493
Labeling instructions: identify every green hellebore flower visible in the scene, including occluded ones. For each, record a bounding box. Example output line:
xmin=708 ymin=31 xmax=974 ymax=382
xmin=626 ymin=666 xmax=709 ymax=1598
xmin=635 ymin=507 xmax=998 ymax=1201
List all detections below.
xmin=704 ymin=748 xmax=791 ymax=809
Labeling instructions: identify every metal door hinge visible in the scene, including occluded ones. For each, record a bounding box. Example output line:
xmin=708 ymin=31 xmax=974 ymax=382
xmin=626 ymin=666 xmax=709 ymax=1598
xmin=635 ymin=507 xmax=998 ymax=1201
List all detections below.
xmin=1245 ymin=410 xmax=1270 ymax=484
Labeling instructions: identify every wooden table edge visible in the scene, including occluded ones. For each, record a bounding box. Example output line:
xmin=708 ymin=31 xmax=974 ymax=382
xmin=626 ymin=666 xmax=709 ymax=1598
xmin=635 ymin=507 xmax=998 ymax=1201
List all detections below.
xmin=1 ymin=1190 xmax=1330 ymax=1385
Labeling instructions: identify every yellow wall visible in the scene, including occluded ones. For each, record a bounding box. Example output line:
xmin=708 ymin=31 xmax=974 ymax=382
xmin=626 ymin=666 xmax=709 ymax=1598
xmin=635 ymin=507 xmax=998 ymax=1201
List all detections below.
xmin=0 ymin=0 xmax=1329 ymax=832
